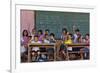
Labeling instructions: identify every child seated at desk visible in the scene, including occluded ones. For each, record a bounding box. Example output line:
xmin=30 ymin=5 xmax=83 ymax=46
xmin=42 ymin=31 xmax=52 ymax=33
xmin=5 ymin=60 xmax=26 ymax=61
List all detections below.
xmin=37 ymin=30 xmax=47 ymax=55
xmin=59 ymin=33 xmax=73 ymax=60
xmin=36 ymin=31 xmax=50 ymax=62
xmin=73 ymin=29 xmax=82 ymax=52
xmin=38 ymin=30 xmax=44 ymax=42
xmin=65 ymin=33 xmax=73 ymax=52
xmin=64 ymin=33 xmax=73 ymax=45
xmin=73 ymin=29 xmax=81 ymax=43
xmin=49 ymin=33 xmax=56 ymax=43
xmin=31 ymin=35 xmax=41 ymax=62
xmin=77 ymin=34 xmax=83 ymax=43
xmin=80 ymin=33 xmax=90 ymax=59
xmin=47 ymin=33 xmax=56 ymax=60
xmin=59 ymin=43 xmax=67 ymax=60
xmin=42 ymin=34 xmax=50 ymax=43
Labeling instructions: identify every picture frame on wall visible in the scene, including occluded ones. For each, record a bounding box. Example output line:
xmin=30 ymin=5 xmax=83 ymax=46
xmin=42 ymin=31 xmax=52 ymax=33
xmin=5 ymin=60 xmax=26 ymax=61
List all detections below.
xmin=11 ymin=0 xmax=96 ymax=73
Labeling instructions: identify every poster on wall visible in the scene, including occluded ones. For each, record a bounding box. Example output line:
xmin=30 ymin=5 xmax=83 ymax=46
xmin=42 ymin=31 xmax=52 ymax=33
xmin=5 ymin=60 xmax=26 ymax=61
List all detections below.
xmin=11 ymin=0 xmax=96 ymax=73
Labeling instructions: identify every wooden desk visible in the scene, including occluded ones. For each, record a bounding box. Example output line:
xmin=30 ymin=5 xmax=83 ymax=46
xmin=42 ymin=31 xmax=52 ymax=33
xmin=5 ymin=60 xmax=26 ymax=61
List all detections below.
xmin=65 ymin=43 xmax=89 ymax=60
xmin=67 ymin=43 xmax=89 ymax=48
xmin=28 ymin=43 xmax=56 ymax=62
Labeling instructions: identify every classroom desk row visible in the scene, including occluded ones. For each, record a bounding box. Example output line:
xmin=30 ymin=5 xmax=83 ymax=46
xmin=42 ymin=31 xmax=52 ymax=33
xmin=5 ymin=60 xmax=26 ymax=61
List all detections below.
xmin=28 ymin=43 xmax=56 ymax=62
xmin=67 ymin=43 xmax=89 ymax=48
xmin=27 ymin=43 xmax=89 ymax=62
xmin=66 ymin=43 xmax=89 ymax=60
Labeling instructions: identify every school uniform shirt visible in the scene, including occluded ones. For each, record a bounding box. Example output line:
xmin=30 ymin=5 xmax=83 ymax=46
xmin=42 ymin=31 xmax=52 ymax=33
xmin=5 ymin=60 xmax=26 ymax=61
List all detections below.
xmin=49 ymin=39 xmax=56 ymax=43
xmin=21 ymin=36 xmax=29 ymax=46
xmin=44 ymin=39 xmax=50 ymax=43
xmin=64 ymin=39 xmax=72 ymax=45
xmin=64 ymin=39 xmax=73 ymax=51
xmin=61 ymin=34 xmax=66 ymax=41
xmin=38 ymin=34 xmax=44 ymax=42
xmin=85 ymin=39 xmax=90 ymax=49
xmin=31 ymin=41 xmax=41 ymax=51
xmin=73 ymin=34 xmax=78 ymax=43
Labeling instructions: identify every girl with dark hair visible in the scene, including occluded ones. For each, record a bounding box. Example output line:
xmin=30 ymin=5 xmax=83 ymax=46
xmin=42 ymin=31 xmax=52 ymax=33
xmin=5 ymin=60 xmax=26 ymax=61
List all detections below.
xmin=61 ymin=28 xmax=68 ymax=41
xmin=21 ymin=30 xmax=29 ymax=46
xmin=38 ymin=30 xmax=44 ymax=42
xmin=21 ymin=29 xmax=30 ymax=62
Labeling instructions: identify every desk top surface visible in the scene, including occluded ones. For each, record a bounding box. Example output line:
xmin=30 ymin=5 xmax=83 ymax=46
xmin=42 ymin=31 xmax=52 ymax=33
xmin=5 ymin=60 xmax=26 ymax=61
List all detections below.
xmin=29 ymin=43 xmax=89 ymax=46
xmin=29 ymin=43 xmax=55 ymax=46
xmin=67 ymin=43 xmax=89 ymax=46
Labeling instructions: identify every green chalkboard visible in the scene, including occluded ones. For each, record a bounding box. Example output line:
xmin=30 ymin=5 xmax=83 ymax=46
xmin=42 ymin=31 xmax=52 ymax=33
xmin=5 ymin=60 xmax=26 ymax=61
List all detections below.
xmin=35 ymin=11 xmax=89 ymax=38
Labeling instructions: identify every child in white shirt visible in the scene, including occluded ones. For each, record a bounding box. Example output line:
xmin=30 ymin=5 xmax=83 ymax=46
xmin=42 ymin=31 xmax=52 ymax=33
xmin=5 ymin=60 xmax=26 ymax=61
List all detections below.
xmin=31 ymin=35 xmax=41 ymax=61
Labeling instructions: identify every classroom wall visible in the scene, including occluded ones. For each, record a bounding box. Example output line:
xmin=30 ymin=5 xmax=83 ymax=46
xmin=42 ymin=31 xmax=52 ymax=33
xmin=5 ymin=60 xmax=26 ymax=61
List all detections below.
xmin=20 ymin=10 xmax=35 ymax=34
